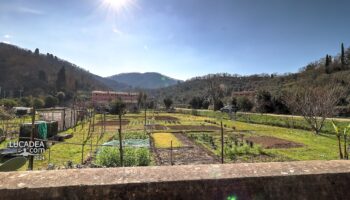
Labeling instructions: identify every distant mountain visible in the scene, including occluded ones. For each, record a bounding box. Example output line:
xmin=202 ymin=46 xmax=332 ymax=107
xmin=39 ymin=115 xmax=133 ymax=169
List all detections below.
xmin=0 ymin=42 xmax=128 ymax=97
xmin=108 ymin=72 xmax=182 ymax=89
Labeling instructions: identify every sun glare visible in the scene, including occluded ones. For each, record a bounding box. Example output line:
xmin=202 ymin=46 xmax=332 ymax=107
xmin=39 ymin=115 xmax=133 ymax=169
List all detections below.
xmin=103 ymin=0 xmax=132 ymax=12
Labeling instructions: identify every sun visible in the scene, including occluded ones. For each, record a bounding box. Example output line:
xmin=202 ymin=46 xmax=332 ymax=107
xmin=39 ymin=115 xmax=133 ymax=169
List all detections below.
xmin=103 ymin=0 xmax=132 ymax=12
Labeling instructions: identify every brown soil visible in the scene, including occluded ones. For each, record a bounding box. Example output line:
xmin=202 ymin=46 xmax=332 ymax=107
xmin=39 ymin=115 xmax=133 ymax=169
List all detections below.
xmin=152 ymin=133 xmax=220 ymax=165
xmin=246 ymin=136 xmax=304 ymax=149
xmin=94 ymin=120 xmax=130 ymax=126
xmin=167 ymin=125 xmax=221 ymax=131
xmin=154 ymin=116 xmax=179 ymax=121
xmin=145 ymin=124 xmax=168 ymax=130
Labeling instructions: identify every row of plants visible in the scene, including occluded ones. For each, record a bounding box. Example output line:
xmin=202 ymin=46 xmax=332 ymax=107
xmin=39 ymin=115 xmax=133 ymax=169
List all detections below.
xmin=95 ymin=147 xmax=150 ymax=167
xmin=188 ymin=132 xmax=266 ymax=161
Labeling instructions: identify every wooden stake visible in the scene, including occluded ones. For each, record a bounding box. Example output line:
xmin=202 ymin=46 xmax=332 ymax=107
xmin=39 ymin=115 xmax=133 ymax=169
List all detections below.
xmin=221 ymin=121 xmax=224 ymax=164
xmin=170 ymin=140 xmax=173 ymax=166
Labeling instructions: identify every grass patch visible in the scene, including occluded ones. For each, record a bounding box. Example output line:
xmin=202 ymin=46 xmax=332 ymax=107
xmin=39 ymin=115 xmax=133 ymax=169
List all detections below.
xmin=152 ymin=133 xmax=182 ymax=148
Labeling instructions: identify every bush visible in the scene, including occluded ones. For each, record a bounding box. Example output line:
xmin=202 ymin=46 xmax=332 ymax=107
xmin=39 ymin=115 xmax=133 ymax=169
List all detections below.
xmin=137 ymin=148 xmax=150 ymax=166
xmin=44 ymin=95 xmax=59 ymax=108
xmin=0 ymin=99 xmax=18 ymax=108
xmin=237 ymin=97 xmax=253 ymax=112
xmin=95 ymin=147 xmax=120 ymax=167
xmin=33 ymin=98 xmax=44 ymax=109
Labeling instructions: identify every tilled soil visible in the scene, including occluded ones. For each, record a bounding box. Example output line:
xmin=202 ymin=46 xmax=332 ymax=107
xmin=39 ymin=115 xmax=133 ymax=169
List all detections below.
xmin=145 ymin=124 xmax=168 ymax=130
xmin=246 ymin=136 xmax=304 ymax=149
xmin=94 ymin=120 xmax=130 ymax=126
xmin=167 ymin=125 xmax=222 ymax=131
xmin=153 ymin=133 xmax=220 ymax=165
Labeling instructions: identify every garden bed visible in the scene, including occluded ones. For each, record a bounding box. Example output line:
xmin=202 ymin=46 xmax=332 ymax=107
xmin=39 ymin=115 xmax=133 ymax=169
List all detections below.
xmin=154 ymin=116 xmax=179 ymax=121
xmin=95 ymin=120 xmax=130 ymax=126
xmin=246 ymin=136 xmax=304 ymax=149
xmin=152 ymin=133 xmax=220 ymax=165
xmin=145 ymin=124 xmax=168 ymax=130
xmin=167 ymin=125 xmax=221 ymax=131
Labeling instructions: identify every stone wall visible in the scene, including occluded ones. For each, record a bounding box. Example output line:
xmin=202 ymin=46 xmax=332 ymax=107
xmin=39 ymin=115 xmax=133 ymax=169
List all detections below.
xmin=0 ymin=160 xmax=350 ymax=200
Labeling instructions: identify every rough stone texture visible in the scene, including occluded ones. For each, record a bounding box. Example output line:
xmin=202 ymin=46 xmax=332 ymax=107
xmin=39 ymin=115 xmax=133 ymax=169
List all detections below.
xmin=0 ymin=160 xmax=350 ymax=200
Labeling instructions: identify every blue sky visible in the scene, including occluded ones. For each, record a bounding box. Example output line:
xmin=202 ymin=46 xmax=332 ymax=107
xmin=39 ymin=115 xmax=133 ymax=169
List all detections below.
xmin=1 ymin=0 xmax=350 ymax=80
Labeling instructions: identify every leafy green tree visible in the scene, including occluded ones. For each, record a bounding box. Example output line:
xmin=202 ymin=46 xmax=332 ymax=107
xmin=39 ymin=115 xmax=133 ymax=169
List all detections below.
xmin=214 ymin=99 xmax=224 ymax=111
xmin=0 ymin=99 xmax=18 ymax=108
xmin=20 ymin=97 xmax=32 ymax=107
xmin=32 ymin=98 xmax=44 ymax=109
xmin=256 ymin=90 xmax=274 ymax=113
xmin=189 ymin=96 xmax=203 ymax=109
xmin=202 ymin=99 xmax=210 ymax=109
xmin=163 ymin=97 xmax=173 ymax=109
xmin=44 ymin=95 xmax=59 ymax=108
xmin=237 ymin=97 xmax=253 ymax=112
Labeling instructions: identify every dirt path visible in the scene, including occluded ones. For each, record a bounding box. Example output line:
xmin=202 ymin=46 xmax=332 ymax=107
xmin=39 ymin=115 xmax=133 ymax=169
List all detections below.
xmin=154 ymin=133 xmax=220 ymax=165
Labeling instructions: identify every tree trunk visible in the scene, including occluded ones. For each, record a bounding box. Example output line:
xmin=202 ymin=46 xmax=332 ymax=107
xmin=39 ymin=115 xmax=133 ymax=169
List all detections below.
xmin=119 ymin=114 xmax=123 ymax=166
xmin=338 ymin=136 xmax=344 ymax=159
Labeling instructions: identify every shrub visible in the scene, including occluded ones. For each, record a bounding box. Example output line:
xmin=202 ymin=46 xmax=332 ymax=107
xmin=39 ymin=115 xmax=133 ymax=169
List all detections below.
xmin=137 ymin=148 xmax=150 ymax=166
xmin=44 ymin=95 xmax=59 ymax=108
xmin=95 ymin=147 xmax=150 ymax=167
xmin=32 ymin=98 xmax=44 ymax=109
xmin=95 ymin=147 xmax=121 ymax=167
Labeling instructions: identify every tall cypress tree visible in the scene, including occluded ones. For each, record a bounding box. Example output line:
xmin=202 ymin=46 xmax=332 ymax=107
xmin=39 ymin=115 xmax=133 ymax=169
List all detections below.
xmin=325 ymin=54 xmax=331 ymax=74
xmin=341 ymin=43 xmax=345 ymax=66
xmin=56 ymin=66 xmax=66 ymax=91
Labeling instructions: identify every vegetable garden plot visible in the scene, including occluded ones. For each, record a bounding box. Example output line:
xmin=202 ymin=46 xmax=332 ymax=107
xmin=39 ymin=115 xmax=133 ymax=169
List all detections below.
xmin=145 ymin=124 xmax=167 ymax=130
xmin=154 ymin=116 xmax=179 ymax=121
xmin=95 ymin=120 xmax=130 ymax=126
xmin=167 ymin=125 xmax=222 ymax=131
xmin=152 ymin=133 xmax=219 ymax=165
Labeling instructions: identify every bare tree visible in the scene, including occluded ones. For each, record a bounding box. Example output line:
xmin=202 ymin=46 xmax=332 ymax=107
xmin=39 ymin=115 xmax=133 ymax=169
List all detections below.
xmin=206 ymin=75 xmax=225 ymax=111
xmin=284 ymin=86 xmax=342 ymax=135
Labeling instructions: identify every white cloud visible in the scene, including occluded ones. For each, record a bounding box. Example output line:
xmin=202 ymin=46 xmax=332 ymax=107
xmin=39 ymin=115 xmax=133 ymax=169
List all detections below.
xmin=18 ymin=7 xmax=44 ymax=15
xmin=3 ymin=34 xmax=11 ymax=39
xmin=112 ymin=28 xmax=124 ymax=36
